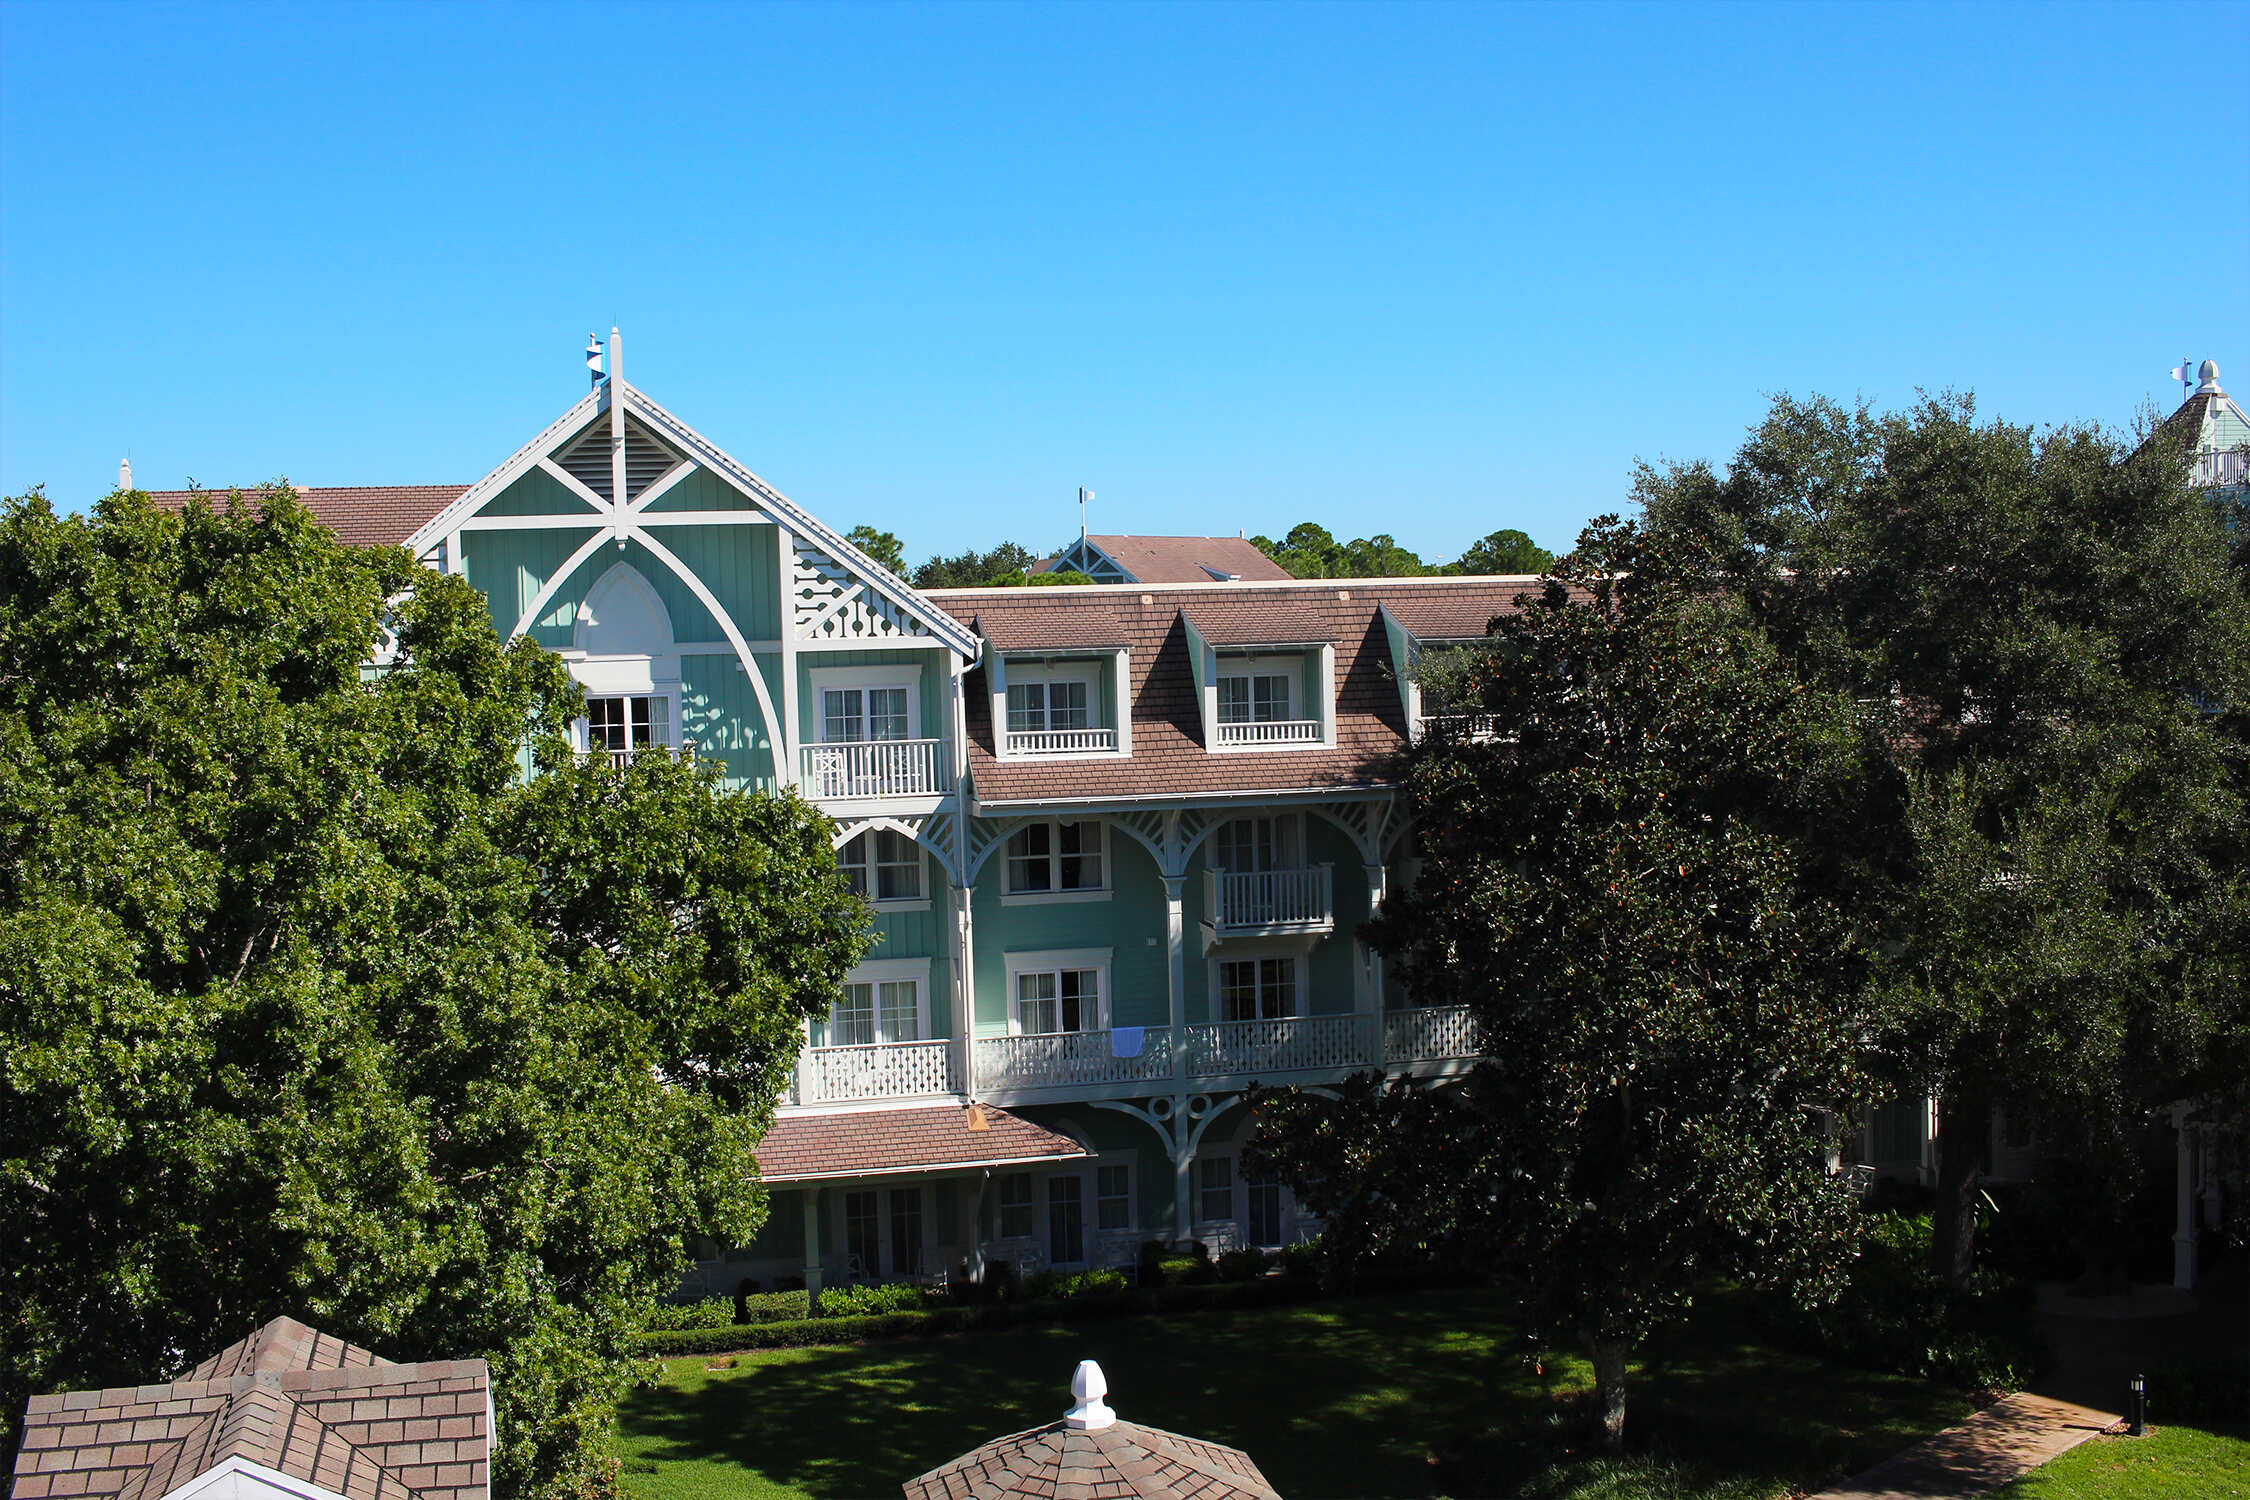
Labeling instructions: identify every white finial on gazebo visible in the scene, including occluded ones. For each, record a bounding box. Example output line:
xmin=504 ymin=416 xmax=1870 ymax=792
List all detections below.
xmin=1063 ymin=1360 xmax=1115 ymax=1431
xmin=118 ymin=457 xmax=133 ymax=491
xmin=2197 ymin=359 xmax=2223 ymax=396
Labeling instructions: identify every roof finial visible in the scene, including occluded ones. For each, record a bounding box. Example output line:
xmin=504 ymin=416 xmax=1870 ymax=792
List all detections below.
xmin=2197 ymin=359 xmax=2222 ymax=396
xmin=119 ymin=456 xmax=133 ymax=491
xmin=1063 ymin=1359 xmax=1115 ymax=1431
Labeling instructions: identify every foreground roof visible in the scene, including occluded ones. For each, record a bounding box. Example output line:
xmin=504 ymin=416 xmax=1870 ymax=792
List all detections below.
xmin=755 ymin=1103 xmax=1088 ymax=1183
xmin=903 ymin=1419 xmax=1281 ymax=1500
xmin=13 ymin=1318 xmax=489 ymax=1500
xmin=139 ymin=487 xmax=470 ymax=549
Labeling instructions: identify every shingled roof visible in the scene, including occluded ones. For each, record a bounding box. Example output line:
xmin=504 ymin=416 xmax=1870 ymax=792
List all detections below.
xmin=12 ymin=1318 xmax=489 ymax=1500
xmin=1036 ymin=536 xmax=1294 ymax=584
xmin=756 ymin=1103 xmax=1087 ymax=1183
xmin=903 ymin=1362 xmax=1280 ymax=1500
xmin=933 ymin=579 xmax=1543 ymax=806
xmin=139 ymin=487 xmax=469 ymax=549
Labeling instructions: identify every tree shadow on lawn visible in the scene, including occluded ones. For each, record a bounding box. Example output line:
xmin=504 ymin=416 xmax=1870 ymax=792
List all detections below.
xmin=618 ymin=1288 xmax=1976 ymax=1500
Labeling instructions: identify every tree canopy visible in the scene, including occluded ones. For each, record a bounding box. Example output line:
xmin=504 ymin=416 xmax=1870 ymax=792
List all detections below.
xmin=910 ymin=540 xmax=1040 ymax=589
xmin=0 ymin=487 xmax=869 ymax=1497
xmin=1639 ymin=393 xmax=2250 ymax=1283
xmin=845 ymin=524 xmax=907 ymax=577
xmin=1249 ymin=521 xmax=1557 ymax=578
xmin=1248 ymin=520 xmax=1882 ymax=1448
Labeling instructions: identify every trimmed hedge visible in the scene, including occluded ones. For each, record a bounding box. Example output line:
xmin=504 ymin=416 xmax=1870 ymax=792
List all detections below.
xmin=632 ymin=1275 xmax=1332 ymax=1357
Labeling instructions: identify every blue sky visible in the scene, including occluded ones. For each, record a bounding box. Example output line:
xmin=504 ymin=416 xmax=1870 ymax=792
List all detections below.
xmin=3 ymin=1 xmax=2244 ymax=565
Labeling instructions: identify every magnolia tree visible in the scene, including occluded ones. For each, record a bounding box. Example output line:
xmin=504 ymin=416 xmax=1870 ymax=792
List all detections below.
xmin=1639 ymin=394 xmax=2250 ymax=1286
xmin=0 ymin=487 xmax=869 ymax=1497
xmin=1248 ymin=521 xmax=1886 ymax=1449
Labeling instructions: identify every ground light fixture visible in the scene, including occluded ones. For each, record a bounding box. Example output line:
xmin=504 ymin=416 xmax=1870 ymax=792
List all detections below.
xmin=2128 ymin=1372 xmax=2146 ymax=1436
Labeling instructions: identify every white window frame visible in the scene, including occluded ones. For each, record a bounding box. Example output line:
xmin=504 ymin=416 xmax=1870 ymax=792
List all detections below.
xmin=994 ymin=1172 xmax=1037 ymax=1241
xmin=1095 ymin=1155 xmax=1137 ymax=1234
xmin=818 ymin=956 xmax=932 ymax=1047
xmin=1217 ymin=667 xmax=1297 ymax=725
xmin=1005 ymin=662 xmax=1100 ymax=734
xmin=1003 ymin=947 xmax=1114 ymax=1036
xmin=1214 ymin=952 xmax=1304 ymax=1022
xmin=991 ymin=651 xmax=1133 ymax=762
xmin=999 ymin=818 xmax=1112 ymax=906
xmin=1195 ymin=1155 xmax=1236 ymax=1227
xmin=578 ymin=690 xmax=680 ymax=764
xmin=1211 ymin=813 xmax=1305 ymax=873
xmin=1203 ymin=645 xmax=1333 ymax=753
xmin=809 ymin=664 xmax=923 ymax=743
xmin=837 ymin=828 xmax=932 ymax=911
xmin=839 ymin=1181 xmax=931 ymax=1279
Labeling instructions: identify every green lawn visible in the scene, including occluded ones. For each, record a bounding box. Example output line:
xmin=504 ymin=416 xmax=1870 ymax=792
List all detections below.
xmin=614 ymin=1287 xmax=1973 ymax=1500
xmin=1990 ymin=1424 xmax=2250 ymax=1499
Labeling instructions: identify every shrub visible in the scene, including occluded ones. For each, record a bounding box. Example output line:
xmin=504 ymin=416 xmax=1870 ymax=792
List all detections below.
xmin=816 ymin=1282 xmax=926 ymax=1317
xmin=1278 ymin=1238 xmax=1324 ymax=1279
xmin=1150 ymin=1254 xmax=1205 ymax=1288
xmin=984 ymin=1259 xmax=1017 ymax=1303
xmin=1060 ymin=1268 xmax=1129 ymax=1299
xmin=2151 ymin=1350 xmax=2250 ymax=1428
xmin=1215 ymin=1248 xmax=1272 ymax=1283
xmin=1756 ymin=1210 xmax=2048 ymax=1390
xmin=1018 ymin=1269 xmax=1062 ymax=1303
xmin=1137 ymin=1239 xmax=1170 ymax=1286
xmin=643 ymin=1297 xmax=738 ymax=1332
xmin=739 ymin=1289 xmax=809 ymax=1323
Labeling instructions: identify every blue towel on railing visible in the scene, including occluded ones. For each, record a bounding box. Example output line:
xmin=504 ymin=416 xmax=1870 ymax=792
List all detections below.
xmin=1109 ymin=1026 xmax=1145 ymax=1059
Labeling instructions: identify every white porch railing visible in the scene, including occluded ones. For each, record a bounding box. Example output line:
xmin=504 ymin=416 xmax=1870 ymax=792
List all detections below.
xmin=2195 ymin=449 xmax=2248 ymax=488
xmin=795 ymin=1039 xmax=960 ymax=1103
xmin=975 ymin=1028 xmax=1173 ymax=1092
xmin=1215 ymin=718 xmax=1321 ymax=747
xmin=1207 ymin=866 xmax=1334 ymax=936
xmin=1005 ymin=727 xmax=1118 ymax=755
xmin=1383 ymin=1004 xmax=1479 ymax=1063
xmin=1412 ymin=713 xmax=1504 ymax=743
xmin=799 ymin=739 xmax=950 ymax=800
xmin=1185 ymin=1013 xmax=1375 ymax=1078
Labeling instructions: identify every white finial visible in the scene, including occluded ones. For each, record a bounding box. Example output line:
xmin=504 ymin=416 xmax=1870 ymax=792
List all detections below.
xmin=1063 ymin=1359 xmax=1115 ymax=1431
xmin=2197 ymin=359 xmax=2222 ymax=395
xmin=118 ymin=457 xmax=133 ymax=491
xmin=610 ymin=326 xmax=623 ymax=391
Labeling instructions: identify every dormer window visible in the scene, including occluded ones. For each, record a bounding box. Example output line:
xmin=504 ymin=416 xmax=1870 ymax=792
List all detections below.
xmin=1218 ymin=672 xmax=1293 ymax=726
xmin=1007 ymin=679 xmax=1091 ymax=736
xmin=990 ymin=653 xmax=1127 ymax=757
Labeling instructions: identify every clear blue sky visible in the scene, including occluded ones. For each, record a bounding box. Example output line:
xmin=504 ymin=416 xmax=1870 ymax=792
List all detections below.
xmin=3 ymin=1 xmax=2244 ymax=565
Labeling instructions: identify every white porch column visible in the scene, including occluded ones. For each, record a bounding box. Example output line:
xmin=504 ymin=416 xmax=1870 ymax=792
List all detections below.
xmin=952 ymin=879 xmax=976 ymax=1095
xmin=802 ymin=1187 xmax=825 ymax=1297
xmin=2173 ymin=1104 xmax=2200 ymax=1292
xmin=1174 ymin=1144 xmax=1195 ymax=1253
xmin=1357 ymin=859 xmax=1388 ymax=1063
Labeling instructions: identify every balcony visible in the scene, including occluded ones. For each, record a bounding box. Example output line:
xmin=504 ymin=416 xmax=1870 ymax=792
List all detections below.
xmin=1214 ymin=718 xmax=1320 ymax=748
xmin=1005 ymin=727 xmax=1119 ymax=756
xmin=1383 ymin=1004 xmax=1479 ymax=1064
xmin=1412 ymin=712 xmax=1505 ymax=744
xmin=792 ymin=1038 xmax=961 ymax=1104
xmin=1184 ymin=1013 xmax=1376 ymax=1078
xmin=799 ymin=739 xmax=950 ymax=802
xmin=975 ymin=1028 xmax=1174 ymax=1094
xmin=1206 ymin=866 xmax=1334 ymax=939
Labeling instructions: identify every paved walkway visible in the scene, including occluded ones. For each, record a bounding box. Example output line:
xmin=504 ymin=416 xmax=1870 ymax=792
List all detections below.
xmin=1804 ymin=1391 xmax=2118 ymax=1500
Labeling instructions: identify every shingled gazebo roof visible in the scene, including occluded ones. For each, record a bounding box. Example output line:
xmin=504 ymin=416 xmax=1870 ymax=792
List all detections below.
xmin=902 ymin=1362 xmax=1280 ymax=1500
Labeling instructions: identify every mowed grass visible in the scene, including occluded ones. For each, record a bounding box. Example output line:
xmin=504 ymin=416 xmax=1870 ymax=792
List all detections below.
xmin=1991 ymin=1424 xmax=2250 ymax=1499
xmin=614 ymin=1287 xmax=1973 ymax=1500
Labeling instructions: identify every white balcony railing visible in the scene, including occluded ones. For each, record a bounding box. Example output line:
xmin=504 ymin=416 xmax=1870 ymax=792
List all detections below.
xmin=1412 ymin=713 xmax=1505 ymax=743
xmin=799 ymin=739 xmax=950 ymax=800
xmin=1383 ymin=1004 xmax=1480 ymax=1064
xmin=1207 ymin=866 xmax=1334 ymax=937
xmin=1185 ymin=1013 xmax=1376 ymax=1078
xmin=1005 ymin=727 xmax=1118 ymax=756
xmin=795 ymin=1039 xmax=960 ymax=1104
xmin=975 ymin=1028 xmax=1174 ymax=1092
xmin=2195 ymin=449 xmax=2248 ymax=488
xmin=1214 ymin=718 xmax=1321 ymax=747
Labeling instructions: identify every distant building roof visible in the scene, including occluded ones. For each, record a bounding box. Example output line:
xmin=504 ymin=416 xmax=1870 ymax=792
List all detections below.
xmin=1035 ymin=535 xmax=1294 ymax=584
xmin=12 ymin=1317 xmax=489 ymax=1500
xmin=138 ymin=487 xmax=470 ymax=549
xmin=755 ymin=1103 xmax=1087 ymax=1183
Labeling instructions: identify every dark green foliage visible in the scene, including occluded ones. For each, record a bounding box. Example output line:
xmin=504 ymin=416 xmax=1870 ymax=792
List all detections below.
xmin=1454 ymin=528 xmax=1557 ymax=575
xmin=1250 ymin=518 xmax=1884 ymax=1446
xmin=1639 ymin=393 xmax=2250 ymax=1285
xmin=2150 ymin=1350 xmax=2250 ymax=1428
xmin=643 ymin=1298 xmax=741 ymax=1333
xmin=1752 ymin=1213 xmax=2047 ymax=1391
xmin=1215 ymin=1248 xmax=1272 ymax=1282
xmin=1249 ymin=522 xmax=1436 ymax=578
xmin=0 ymin=486 xmax=870 ymax=1498
xmin=910 ymin=541 xmax=1038 ymax=589
xmin=1022 ymin=568 xmax=1096 ymax=586
xmin=843 ymin=525 xmax=906 ymax=578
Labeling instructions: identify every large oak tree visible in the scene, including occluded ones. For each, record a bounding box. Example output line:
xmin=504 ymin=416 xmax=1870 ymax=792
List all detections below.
xmin=1 ymin=487 xmax=869 ymax=1498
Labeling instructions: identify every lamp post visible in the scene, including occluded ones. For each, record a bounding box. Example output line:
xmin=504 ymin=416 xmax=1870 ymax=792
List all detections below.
xmin=2128 ymin=1372 xmax=2146 ymax=1437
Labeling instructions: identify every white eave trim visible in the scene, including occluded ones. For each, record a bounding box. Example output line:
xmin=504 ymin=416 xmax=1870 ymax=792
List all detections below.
xmin=404 ymin=387 xmax=605 ymax=556
xmin=758 ymin=1149 xmax=1090 ymax=1183
xmin=157 ymin=1455 xmax=354 ymax=1500
xmin=619 ymin=384 xmax=979 ymax=658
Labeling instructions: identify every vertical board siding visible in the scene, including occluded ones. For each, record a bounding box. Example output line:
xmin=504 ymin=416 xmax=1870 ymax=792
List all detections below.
xmin=660 ymin=524 xmax=781 ymax=642
xmin=639 ymin=465 xmax=764 ymax=515
xmin=480 ymin=463 xmax=603 ymax=517
xmin=681 ymin=655 xmax=777 ymax=790
xmin=969 ymin=817 xmax=1169 ymax=1035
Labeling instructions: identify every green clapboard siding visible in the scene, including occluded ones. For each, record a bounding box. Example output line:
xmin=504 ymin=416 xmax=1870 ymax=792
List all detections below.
xmin=680 ymin=654 xmax=780 ymax=790
xmin=971 ymin=820 xmax=1170 ymax=1035
xmin=479 ymin=463 xmax=604 ymax=517
xmin=639 ymin=465 xmax=765 ymax=515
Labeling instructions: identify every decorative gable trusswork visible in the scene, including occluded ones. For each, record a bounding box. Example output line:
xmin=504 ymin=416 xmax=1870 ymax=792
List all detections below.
xmin=793 ymin=538 xmax=936 ymax=642
xmin=552 ymin=418 xmax=683 ymax=505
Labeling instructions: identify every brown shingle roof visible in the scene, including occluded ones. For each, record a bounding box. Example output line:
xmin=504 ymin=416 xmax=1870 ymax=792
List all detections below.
xmin=933 ymin=580 xmax=1540 ymax=805
xmin=140 ymin=487 xmax=468 ymax=549
xmin=1179 ymin=601 xmax=1337 ymax=647
xmin=1037 ymin=536 xmax=1294 ymax=584
xmin=13 ymin=1318 xmax=488 ymax=1500
xmin=1375 ymin=579 xmax=1546 ymax=641
xmin=902 ymin=1419 xmax=1281 ymax=1500
xmin=756 ymin=1104 xmax=1087 ymax=1183
xmin=970 ymin=606 xmax=1133 ymax=652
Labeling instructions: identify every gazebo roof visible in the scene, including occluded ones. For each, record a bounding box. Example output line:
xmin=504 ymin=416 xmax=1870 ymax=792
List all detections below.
xmin=902 ymin=1362 xmax=1280 ymax=1500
